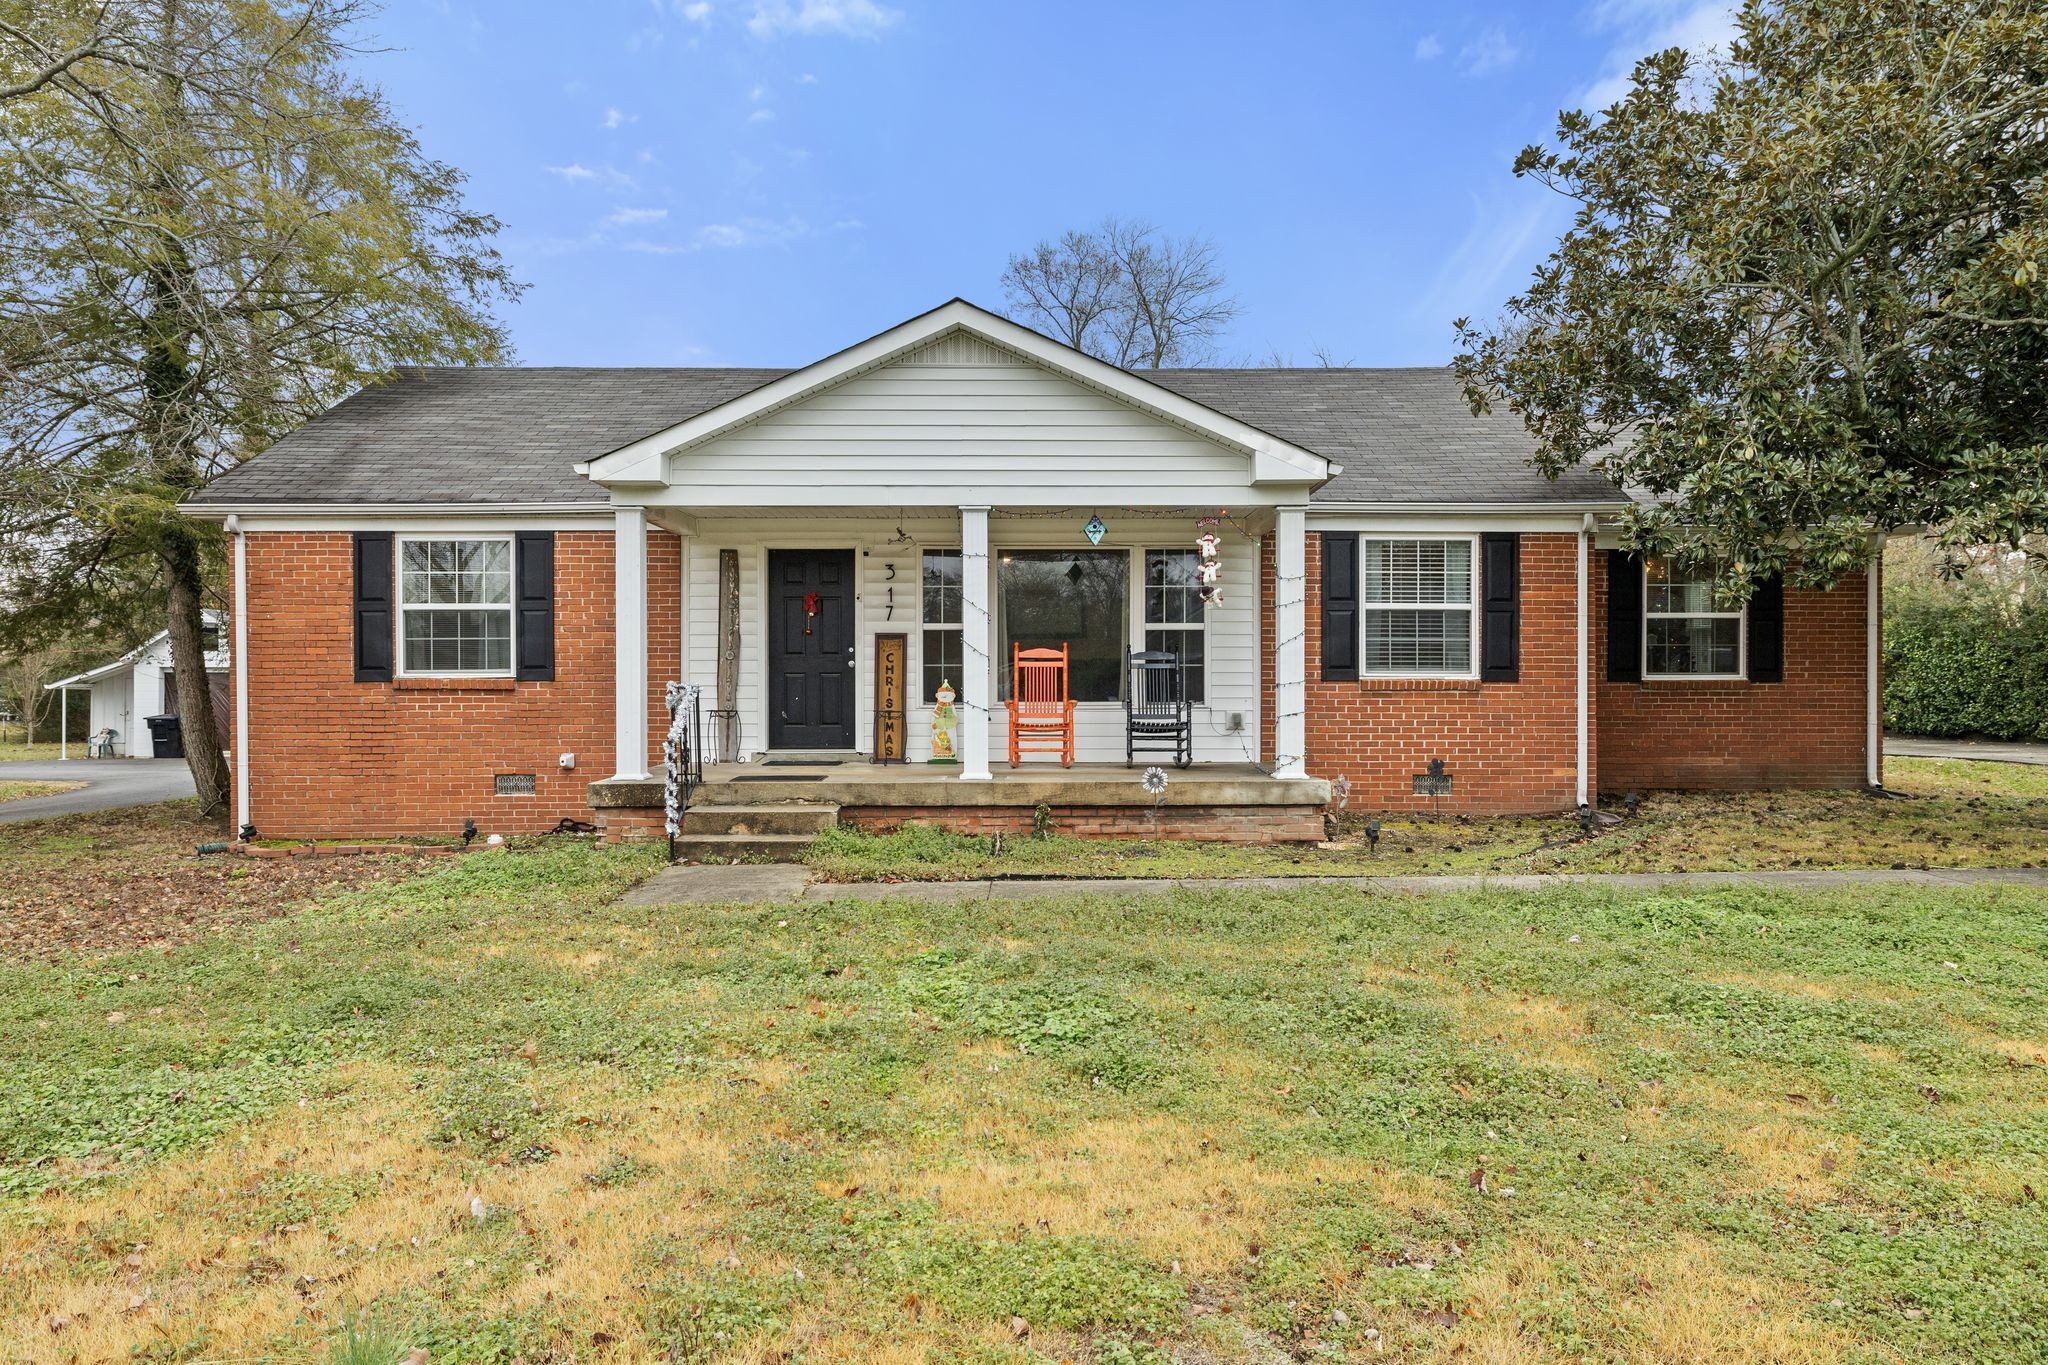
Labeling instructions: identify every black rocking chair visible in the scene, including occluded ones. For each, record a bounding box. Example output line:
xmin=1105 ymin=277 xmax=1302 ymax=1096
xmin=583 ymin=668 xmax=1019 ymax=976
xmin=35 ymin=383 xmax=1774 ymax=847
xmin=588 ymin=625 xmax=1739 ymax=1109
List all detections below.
xmin=1125 ymin=650 xmax=1192 ymax=769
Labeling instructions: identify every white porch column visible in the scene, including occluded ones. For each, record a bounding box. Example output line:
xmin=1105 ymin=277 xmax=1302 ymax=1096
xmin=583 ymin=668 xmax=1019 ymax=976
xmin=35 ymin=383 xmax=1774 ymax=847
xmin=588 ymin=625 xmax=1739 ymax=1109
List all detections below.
xmin=613 ymin=506 xmax=650 ymax=780
xmin=1273 ymin=505 xmax=1309 ymax=779
xmin=960 ymin=505 xmax=993 ymax=780
xmin=1576 ymin=514 xmax=1591 ymax=808
xmin=230 ymin=516 xmax=250 ymax=830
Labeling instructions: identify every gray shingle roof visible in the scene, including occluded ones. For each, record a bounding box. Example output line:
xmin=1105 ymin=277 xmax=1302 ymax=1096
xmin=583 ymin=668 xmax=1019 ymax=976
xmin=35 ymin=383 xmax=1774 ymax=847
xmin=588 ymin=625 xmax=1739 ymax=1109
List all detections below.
xmin=187 ymin=364 xmax=1624 ymax=508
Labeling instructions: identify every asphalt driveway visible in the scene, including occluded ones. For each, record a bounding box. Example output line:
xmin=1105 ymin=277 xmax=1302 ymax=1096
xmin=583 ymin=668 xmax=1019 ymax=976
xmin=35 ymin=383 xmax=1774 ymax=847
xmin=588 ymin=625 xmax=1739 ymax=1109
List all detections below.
xmin=0 ymin=758 xmax=198 ymax=824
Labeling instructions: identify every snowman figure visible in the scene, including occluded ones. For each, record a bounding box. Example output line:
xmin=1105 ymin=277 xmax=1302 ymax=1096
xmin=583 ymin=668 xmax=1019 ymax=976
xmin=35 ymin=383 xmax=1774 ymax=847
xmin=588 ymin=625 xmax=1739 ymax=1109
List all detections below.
xmin=929 ymin=678 xmax=959 ymax=764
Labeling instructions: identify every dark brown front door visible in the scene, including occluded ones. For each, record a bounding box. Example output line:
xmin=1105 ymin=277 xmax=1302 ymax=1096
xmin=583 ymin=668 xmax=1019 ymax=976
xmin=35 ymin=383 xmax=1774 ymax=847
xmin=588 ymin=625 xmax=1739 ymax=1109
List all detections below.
xmin=768 ymin=549 xmax=856 ymax=749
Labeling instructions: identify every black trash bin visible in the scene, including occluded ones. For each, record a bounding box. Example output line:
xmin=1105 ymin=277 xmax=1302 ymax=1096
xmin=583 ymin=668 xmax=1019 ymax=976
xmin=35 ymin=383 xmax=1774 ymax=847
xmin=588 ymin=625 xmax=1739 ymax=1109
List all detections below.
xmin=144 ymin=714 xmax=184 ymax=759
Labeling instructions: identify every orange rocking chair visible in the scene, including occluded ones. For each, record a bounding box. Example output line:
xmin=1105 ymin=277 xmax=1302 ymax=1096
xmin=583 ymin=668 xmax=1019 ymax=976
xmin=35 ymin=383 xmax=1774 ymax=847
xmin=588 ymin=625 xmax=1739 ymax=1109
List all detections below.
xmin=1008 ymin=643 xmax=1077 ymax=767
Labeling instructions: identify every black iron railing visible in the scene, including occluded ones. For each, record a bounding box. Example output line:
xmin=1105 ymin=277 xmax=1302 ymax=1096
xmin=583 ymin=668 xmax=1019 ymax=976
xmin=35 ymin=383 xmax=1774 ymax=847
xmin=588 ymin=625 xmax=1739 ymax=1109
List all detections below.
xmin=663 ymin=682 xmax=705 ymax=862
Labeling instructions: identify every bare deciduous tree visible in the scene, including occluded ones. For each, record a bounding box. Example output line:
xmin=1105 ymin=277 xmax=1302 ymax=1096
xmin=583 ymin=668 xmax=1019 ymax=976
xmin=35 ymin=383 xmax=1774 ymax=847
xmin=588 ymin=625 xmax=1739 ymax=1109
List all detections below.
xmin=1001 ymin=218 xmax=1240 ymax=367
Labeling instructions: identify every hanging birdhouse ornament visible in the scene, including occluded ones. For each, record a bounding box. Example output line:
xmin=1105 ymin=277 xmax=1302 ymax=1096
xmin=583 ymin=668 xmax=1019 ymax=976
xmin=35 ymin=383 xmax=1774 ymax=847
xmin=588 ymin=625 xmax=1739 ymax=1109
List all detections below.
xmin=1083 ymin=515 xmax=1108 ymax=545
xmin=802 ymin=591 xmax=820 ymax=635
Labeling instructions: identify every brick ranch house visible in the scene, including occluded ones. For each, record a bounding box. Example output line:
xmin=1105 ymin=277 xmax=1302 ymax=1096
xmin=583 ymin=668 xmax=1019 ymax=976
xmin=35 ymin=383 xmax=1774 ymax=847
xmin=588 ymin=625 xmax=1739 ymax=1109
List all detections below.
xmin=181 ymin=300 xmax=1883 ymax=848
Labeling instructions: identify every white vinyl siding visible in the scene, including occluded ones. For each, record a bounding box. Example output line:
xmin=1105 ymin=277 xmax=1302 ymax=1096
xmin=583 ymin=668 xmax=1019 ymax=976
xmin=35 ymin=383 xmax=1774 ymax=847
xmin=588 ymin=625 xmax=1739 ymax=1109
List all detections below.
xmin=665 ymin=353 xmax=1254 ymax=507
xmin=673 ymin=515 xmax=1259 ymax=764
xmin=1361 ymin=537 xmax=1478 ymax=677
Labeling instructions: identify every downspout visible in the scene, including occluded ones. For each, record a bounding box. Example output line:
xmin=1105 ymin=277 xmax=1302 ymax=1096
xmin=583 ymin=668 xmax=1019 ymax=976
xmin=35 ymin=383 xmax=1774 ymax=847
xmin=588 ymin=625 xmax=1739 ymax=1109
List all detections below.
xmin=1576 ymin=513 xmax=1592 ymax=808
xmin=1867 ymin=533 xmax=1885 ymax=788
xmin=228 ymin=515 xmax=250 ymax=833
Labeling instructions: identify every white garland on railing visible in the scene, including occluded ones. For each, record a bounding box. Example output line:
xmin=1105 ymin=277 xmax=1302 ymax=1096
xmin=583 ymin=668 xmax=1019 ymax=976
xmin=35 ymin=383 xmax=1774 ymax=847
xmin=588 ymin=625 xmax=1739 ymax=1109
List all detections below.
xmin=663 ymin=681 xmax=703 ymax=839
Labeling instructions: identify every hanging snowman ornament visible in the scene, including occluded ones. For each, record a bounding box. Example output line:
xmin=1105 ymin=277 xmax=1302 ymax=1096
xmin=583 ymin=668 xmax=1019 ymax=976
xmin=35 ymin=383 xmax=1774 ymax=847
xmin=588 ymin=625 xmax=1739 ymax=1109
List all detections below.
xmin=1196 ymin=529 xmax=1223 ymax=607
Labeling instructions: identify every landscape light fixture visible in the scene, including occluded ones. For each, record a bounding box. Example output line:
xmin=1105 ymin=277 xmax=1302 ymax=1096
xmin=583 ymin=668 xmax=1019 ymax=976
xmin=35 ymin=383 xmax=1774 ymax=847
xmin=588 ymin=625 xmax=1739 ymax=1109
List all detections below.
xmin=1365 ymin=817 xmax=1381 ymax=854
xmin=238 ymin=823 xmax=256 ymax=843
xmin=462 ymin=818 xmax=478 ymax=848
xmin=1577 ymin=803 xmax=1595 ymax=835
xmin=1624 ymin=792 xmax=1641 ymax=818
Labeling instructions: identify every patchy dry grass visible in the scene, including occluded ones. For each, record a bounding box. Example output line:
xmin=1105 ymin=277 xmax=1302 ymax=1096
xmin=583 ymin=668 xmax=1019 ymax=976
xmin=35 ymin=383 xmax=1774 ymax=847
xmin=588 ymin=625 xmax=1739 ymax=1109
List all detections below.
xmin=804 ymin=756 xmax=2048 ymax=882
xmin=0 ymin=800 xmax=457 ymax=959
xmin=2 ymin=827 xmax=2045 ymax=1361
xmin=0 ymin=780 xmax=81 ymax=805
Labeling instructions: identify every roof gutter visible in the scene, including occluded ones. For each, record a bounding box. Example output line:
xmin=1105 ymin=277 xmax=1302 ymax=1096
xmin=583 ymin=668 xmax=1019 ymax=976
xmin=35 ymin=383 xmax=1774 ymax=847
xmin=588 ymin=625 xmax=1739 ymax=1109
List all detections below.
xmin=1308 ymin=500 xmax=1634 ymax=515
xmin=178 ymin=500 xmax=611 ymax=520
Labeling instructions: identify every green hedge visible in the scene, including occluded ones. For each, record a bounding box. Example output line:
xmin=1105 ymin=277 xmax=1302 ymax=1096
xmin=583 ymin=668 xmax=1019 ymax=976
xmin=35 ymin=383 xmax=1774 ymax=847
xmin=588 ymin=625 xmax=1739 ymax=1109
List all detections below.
xmin=1884 ymin=588 xmax=2048 ymax=742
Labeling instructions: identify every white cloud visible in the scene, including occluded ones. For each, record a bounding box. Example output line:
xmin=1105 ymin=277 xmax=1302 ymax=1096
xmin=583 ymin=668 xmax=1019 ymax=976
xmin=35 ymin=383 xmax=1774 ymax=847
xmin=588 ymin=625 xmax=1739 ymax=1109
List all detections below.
xmin=746 ymin=0 xmax=901 ymax=40
xmin=544 ymin=163 xmax=637 ymax=189
xmin=797 ymin=71 xmax=818 ymax=83
xmin=679 ymin=0 xmax=712 ymax=21
xmin=601 ymin=106 xmax=638 ymax=129
xmin=749 ymin=84 xmax=767 ymax=101
xmin=623 ymin=216 xmax=815 ymax=253
xmin=1414 ymin=33 xmax=1443 ymax=60
xmin=607 ymin=206 xmax=669 ymax=225
xmin=1579 ymin=0 xmax=1737 ymax=110
xmin=1458 ymin=24 xmax=1519 ymax=77
xmin=748 ymin=108 xmax=775 ymax=122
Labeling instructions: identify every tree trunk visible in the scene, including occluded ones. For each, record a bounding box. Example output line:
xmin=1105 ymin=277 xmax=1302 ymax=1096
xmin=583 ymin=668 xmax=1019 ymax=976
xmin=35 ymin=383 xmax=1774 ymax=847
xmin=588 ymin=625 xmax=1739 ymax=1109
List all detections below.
xmin=163 ymin=529 xmax=230 ymax=815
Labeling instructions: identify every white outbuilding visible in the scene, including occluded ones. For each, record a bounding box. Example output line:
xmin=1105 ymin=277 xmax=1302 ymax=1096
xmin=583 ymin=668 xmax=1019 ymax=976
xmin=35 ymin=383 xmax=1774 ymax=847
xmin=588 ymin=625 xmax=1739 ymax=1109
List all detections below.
xmin=43 ymin=611 xmax=230 ymax=759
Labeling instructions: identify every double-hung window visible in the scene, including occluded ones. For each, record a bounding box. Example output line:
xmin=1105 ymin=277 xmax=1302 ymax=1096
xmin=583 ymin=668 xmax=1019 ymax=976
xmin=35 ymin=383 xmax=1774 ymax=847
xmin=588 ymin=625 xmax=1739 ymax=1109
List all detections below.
xmin=921 ymin=549 xmax=964 ymax=703
xmin=1644 ymin=557 xmax=1745 ymax=678
xmin=397 ymin=537 xmax=513 ymax=675
xmin=1362 ymin=537 xmax=1476 ymax=676
xmin=1143 ymin=548 xmax=1206 ymax=703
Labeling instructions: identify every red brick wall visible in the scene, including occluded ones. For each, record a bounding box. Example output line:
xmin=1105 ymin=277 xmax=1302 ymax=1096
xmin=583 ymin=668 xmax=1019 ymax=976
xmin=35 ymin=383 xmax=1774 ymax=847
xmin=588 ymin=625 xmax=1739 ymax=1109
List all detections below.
xmin=235 ymin=529 xmax=679 ymax=839
xmin=1596 ymin=563 xmax=1872 ymax=792
xmin=1270 ymin=531 xmax=1592 ymax=815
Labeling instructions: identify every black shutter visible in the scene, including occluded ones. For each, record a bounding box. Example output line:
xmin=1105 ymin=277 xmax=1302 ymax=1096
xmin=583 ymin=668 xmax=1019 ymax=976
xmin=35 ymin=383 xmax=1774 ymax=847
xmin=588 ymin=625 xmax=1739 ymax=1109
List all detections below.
xmin=1748 ymin=571 xmax=1784 ymax=683
xmin=1319 ymin=531 xmax=1358 ymax=681
xmin=1480 ymin=532 xmax=1521 ymax=682
xmin=1606 ymin=550 xmax=1643 ymax=683
xmin=515 ymin=531 xmax=556 ymax=682
xmin=353 ymin=532 xmax=394 ymax=682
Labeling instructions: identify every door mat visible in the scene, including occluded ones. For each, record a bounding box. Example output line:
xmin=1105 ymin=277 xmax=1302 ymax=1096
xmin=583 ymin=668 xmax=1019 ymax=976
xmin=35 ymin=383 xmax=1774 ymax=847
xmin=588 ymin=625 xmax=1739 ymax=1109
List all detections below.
xmin=732 ymin=774 xmax=827 ymax=782
xmin=766 ymin=759 xmax=843 ymax=766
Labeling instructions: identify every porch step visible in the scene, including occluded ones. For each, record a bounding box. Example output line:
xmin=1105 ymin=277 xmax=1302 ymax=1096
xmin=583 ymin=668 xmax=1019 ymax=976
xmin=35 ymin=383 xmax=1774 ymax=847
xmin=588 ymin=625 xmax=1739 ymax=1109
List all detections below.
xmin=669 ymin=832 xmax=818 ymax=863
xmin=671 ymin=800 xmax=839 ymax=863
xmin=680 ymin=802 xmax=840 ymax=836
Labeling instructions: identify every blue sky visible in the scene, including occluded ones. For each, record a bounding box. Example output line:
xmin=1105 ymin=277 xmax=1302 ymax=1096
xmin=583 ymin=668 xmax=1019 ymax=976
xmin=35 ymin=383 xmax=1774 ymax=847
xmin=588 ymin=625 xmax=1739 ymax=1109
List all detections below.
xmin=360 ymin=0 xmax=1732 ymax=368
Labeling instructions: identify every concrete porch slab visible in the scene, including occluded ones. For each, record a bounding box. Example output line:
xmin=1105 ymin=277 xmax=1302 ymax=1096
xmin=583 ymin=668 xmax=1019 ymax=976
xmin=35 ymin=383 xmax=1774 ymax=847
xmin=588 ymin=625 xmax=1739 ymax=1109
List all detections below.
xmin=591 ymin=761 xmax=1330 ymax=811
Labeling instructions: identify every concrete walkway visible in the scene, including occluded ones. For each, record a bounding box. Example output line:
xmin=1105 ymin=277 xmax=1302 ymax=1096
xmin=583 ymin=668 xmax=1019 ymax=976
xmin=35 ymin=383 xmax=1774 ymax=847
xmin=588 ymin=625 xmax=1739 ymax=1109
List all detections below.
xmin=619 ymin=862 xmax=2048 ymax=906
xmin=0 ymin=758 xmax=197 ymax=824
xmin=1886 ymin=735 xmax=2048 ymax=766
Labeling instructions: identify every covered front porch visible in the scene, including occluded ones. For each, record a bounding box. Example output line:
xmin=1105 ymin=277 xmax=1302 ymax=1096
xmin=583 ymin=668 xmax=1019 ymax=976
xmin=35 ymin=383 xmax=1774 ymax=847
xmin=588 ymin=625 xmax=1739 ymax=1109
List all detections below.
xmin=577 ymin=301 xmax=1331 ymax=843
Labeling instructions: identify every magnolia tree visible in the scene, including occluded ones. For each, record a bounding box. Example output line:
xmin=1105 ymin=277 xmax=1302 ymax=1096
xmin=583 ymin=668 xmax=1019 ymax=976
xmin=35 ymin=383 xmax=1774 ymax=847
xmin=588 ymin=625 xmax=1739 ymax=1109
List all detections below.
xmin=0 ymin=0 xmax=521 ymax=813
xmin=1454 ymin=0 xmax=2048 ymax=589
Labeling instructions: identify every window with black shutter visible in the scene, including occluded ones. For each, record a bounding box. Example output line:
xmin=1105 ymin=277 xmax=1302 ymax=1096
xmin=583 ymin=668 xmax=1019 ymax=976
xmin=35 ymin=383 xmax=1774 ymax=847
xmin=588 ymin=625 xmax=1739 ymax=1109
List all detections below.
xmin=353 ymin=532 xmax=393 ymax=682
xmin=1319 ymin=531 xmax=1358 ymax=681
xmin=1480 ymin=532 xmax=1520 ymax=682
xmin=1747 ymin=572 xmax=1784 ymax=683
xmin=515 ymin=532 xmax=556 ymax=681
xmin=1606 ymin=550 xmax=1643 ymax=683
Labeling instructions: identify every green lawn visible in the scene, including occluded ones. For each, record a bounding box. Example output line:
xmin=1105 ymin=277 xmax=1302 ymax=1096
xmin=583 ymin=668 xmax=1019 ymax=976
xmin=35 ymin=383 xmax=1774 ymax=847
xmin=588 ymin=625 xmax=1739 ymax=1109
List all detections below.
xmin=1 ymin=830 xmax=2044 ymax=1361
xmin=803 ymin=757 xmax=2048 ymax=882
xmin=0 ymin=780 xmax=79 ymax=804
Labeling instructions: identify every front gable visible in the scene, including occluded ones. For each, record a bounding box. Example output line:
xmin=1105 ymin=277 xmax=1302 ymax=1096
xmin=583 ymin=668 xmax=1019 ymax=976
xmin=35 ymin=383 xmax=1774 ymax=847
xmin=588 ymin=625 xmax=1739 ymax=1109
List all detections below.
xmin=580 ymin=300 xmax=1330 ymax=508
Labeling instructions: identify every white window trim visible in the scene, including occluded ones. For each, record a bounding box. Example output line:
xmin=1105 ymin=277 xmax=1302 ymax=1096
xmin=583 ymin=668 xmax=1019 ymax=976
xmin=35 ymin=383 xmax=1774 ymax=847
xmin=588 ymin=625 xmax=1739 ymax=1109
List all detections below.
xmin=394 ymin=533 xmax=517 ymax=678
xmin=1641 ymin=559 xmax=1748 ymax=681
xmin=1359 ymin=533 xmax=1481 ymax=680
xmin=1140 ymin=545 xmax=1208 ymax=704
xmin=919 ymin=546 xmax=964 ymax=704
